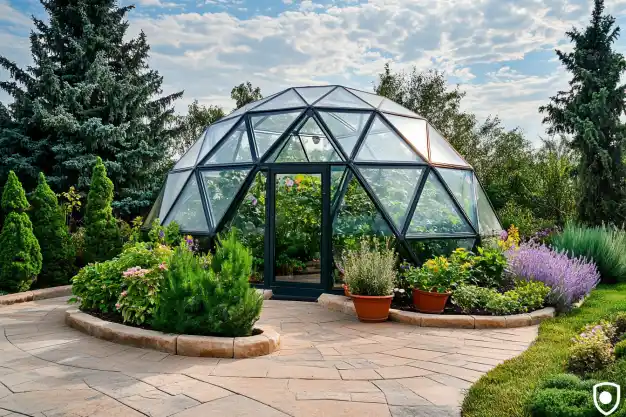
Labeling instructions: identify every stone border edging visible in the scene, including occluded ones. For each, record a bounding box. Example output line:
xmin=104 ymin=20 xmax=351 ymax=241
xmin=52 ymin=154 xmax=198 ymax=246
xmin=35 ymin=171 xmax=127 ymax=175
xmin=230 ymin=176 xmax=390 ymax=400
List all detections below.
xmin=318 ymin=293 xmax=555 ymax=329
xmin=0 ymin=285 xmax=73 ymax=305
xmin=65 ymin=308 xmax=280 ymax=358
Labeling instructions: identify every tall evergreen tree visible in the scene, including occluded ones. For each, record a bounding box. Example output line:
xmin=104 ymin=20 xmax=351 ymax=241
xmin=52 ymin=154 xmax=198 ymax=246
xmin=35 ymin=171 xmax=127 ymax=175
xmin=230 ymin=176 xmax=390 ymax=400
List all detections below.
xmin=0 ymin=0 xmax=182 ymax=217
xmin=540 ymin=0 xmax=626 ymax=225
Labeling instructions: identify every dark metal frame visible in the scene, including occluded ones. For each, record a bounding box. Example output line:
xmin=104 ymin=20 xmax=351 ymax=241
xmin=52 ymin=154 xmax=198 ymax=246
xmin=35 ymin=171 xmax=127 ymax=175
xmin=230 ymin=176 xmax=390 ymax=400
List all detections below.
xmin=154 ymin=86 xmax=503 ymax=295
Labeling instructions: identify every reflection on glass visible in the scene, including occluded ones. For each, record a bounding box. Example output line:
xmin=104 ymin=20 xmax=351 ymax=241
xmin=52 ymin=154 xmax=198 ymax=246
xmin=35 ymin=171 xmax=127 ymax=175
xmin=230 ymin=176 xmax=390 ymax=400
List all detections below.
xmin=201 ymin=169 xmax=249 ymax=226
xmin=409 ymin=239 xmax=475 ymax=264
xmin=330 ymin=166 xmax=346 ymax=207
xmin=315 ymin=87 xmax=371 ymax=109
xmin=356 ymin=115 xmax=424 ymax=162
xmin=428 ymin=125 xmax=469 ymax=167
xmin=251 ymin=111 xmax=303 ymax=158
xmin=295 ymin=86 xmax=334 ymax=104
xmin=274 ymin=173 xmax=322 ymax=284
xmin=408 ymin=172 xmax=473 ymax=235
xmin=160 ymin=170 xmax=192 ymax=220
xmin=206 ymin=121 xmax=253 ymax=164
xmin=224 ymin=172 xmax=266 ymax=283
xmin=164 ymin=176 xmax=208 ymax=231
xmin=437 ymin=168 xmax=478 ymax=226
xmin=475 ymin=175 xmax=503 ymax=236
xmin=198 ymin=118 xmax=240 ymax=164
xmin=384 ymin=115 xmax=429 ymax=160
xmin=255 ymin=89 xmax=306 ymax=111
xmin=318 ymin=111 xmax=371 ymax=158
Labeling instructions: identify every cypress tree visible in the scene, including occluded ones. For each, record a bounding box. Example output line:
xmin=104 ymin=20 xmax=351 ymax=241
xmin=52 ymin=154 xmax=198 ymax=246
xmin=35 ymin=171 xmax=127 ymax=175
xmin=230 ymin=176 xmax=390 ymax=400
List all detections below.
xmin=540 ymin=0 xmax=626 ymax=225
xmin=30 ymin=173 xmax=76 ymax=287
xmin=0 ymin=172 xmax=42 ymax=292
xmin=84 ymin=157 xmax=121 ymax=263
xmin=0 ymin=0 xmax=182 ymax=216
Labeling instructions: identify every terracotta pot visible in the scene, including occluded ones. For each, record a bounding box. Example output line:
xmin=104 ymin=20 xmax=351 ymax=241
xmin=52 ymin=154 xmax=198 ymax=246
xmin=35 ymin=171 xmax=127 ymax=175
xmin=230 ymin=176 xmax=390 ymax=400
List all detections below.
xmin=351 ymin=294 xmax=393 ymax=322
xmin=412 ymin=289 xmax=451 ymax=314
xmin=343 ymin=284 xmax=351 ymax=298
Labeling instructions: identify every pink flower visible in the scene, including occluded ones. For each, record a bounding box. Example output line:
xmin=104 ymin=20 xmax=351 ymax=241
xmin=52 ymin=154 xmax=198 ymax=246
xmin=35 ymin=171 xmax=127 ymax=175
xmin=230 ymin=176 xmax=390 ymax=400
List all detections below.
xmin=158 ymin=262 xmax=168 ymax=271
xmin=120 ymin=291 xmax=128 ymax=297
xmin=115 ymin=303 xmax=121 ymax=310
xmin=285 ymin=178 xmax=294 ymax=187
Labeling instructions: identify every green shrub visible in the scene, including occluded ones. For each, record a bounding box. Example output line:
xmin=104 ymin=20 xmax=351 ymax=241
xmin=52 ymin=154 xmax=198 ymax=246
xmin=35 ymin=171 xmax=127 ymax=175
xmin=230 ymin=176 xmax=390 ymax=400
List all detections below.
xmin=539 ymin=373 xmax=582 ymax=390
xmin=529 ymin=388 xmax=594 ymax=417
xmin=567 ymin=322 xmax=615 ymax=375
xmin=84 ymin=157 xmax=122 ymax=263
xmin=342 ymin=237 xmax=396 ymax=296
xmin=0 ymin=171 xmax=42 ymax=292
xmin=613 ymin=312 xmax=626 ymax=338
xmin=467 ymin=247 xmax=507 ymax=288
xmin=148 ymin=219 xmax=180 ymax=247
xmin=552 ymin=223 xmax=626 ymax=284
xmin=29 ymin=173 xmax=76 ymax=287
xmin=452 ymin=280 xmax=550 ymax=315
xmin=615 ymin=340 xmax=626 ymax=359
xmin=499 ymin=202 xmax=552 ymax=239
xmin=452 ymin=285 xmax=495 ymax=314
xmin=511 ymin=280 xmax=552 ymax=312
xmin=151 ymin=231 xmax=263 ymax=337
xmin=72 ymin=227 xmax=86 ymax=267
xmin=484 ymin=292 xmax=520 ymax=315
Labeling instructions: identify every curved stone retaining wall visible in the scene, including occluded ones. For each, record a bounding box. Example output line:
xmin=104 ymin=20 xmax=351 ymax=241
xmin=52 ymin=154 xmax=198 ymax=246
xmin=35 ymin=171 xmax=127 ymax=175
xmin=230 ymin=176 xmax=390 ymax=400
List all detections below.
xmin=0 ymin=285 xmax=73 ymax=305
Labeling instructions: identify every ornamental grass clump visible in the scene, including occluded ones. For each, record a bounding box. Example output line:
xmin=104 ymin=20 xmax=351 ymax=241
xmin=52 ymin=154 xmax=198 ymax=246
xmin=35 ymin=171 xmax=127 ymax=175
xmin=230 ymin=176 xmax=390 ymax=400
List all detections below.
xmin=506 ymin=242 xmax=600 ymax=312
xmin=342 ymin=237 xmax=396 ymax=296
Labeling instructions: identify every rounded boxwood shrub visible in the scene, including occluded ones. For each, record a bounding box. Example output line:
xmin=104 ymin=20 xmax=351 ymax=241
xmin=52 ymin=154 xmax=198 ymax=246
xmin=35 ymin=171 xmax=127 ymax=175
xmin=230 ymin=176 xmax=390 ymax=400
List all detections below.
xmin=529 ymin=388 xmax=595 ymax=417
xmin=539 ymin=373 xmax=582 ymax=390
xmin=29 ymin=173 xmax=76 ymax=287
xmin=0 ymin=171 xmax=42 ymax=292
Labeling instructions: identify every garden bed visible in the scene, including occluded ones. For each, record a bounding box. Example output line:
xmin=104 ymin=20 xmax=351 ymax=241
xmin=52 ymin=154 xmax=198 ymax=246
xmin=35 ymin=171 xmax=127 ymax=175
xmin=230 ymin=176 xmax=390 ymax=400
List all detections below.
xmin=318 ymin=293 xmax=554 ymax=329
xmin=0 ymin=285 xmax=73 ymax=305
xmin=65 ymin=308 xmax=280 ymax=358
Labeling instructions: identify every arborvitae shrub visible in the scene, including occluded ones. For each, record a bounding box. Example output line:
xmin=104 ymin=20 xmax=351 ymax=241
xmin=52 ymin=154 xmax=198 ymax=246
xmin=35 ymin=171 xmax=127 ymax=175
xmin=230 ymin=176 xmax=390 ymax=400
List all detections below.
xmin=0 ymin=171 xmax=42 ymax=292
xmin=84 ymin=157 xmax=121 ymax=263
xmin=30 ymin=173 xmax=75 ymax=287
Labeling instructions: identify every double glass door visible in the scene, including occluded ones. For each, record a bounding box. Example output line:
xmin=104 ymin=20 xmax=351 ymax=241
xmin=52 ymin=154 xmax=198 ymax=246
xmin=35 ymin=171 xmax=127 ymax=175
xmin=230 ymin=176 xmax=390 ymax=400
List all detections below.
xmin=266 ymin=166 xmax=330 ymax=290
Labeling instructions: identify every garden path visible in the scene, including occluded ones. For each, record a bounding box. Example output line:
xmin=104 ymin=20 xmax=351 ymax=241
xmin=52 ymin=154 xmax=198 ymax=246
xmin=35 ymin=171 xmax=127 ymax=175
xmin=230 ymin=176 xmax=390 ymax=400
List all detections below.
xmin=0 ymin=297 xmax=537 ymax=417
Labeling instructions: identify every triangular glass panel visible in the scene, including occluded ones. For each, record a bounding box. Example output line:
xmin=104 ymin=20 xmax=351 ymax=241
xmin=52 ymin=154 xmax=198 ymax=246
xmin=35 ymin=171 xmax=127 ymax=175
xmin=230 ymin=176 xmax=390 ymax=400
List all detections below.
xmin=254 ymin=89 xmax=306 ymax=112
xmin=173 ymin=134 xmax=204 ymax=170
xmin=223 ymin=91 xmax=282 ymax=120
xmin=384 ymin=114 xmax=429 ymax=160
xmin=358 ymin=167 xmax=424 ymax=230
xmin=295 ymin=86 xmax=335 ymax=104
xmin=319 ymin=111 xmax=371 ymax=159
xmin=428 ymin=124 xmax=469 ymax=167
xmin=330 ymin=166 xmax=347 ymax=207
xmin=294 ymin=117 xmax=342 ymax=162
xmin=205 ymin=120 xmax=253 ymax=164
xmin=475 ymin=175 xmax=502 ymax=236
xmin=197 ymin=117 xmax=240 ymax=165
xmin=164 ymin=175 xmax=209 ymax=232
xmin=251 ymin=111 xmax=303 ymax=158
xmin=315 ymin=87 xmax=373 ymax=109
xmin=347 ymin=88 xmax=384 ymax=109
xmin=159 ymin=170 xmax=193 ymax=220
xmin=271 ymin=135 xmax=308 ymax=163
xmin=356 ymin=115 xmax=425 ymax=162
xmin=201 ymin=169 xmax=250 ymax=227
xmin=144 ymin=186 xmax=164 ymax=228
xmin=437 ymin=168 xmax=478 ymax=227
xmin=379 ymin=98 xmax=422 ymax=118
xmin=408 ymin=172 xmax=474 ymax=235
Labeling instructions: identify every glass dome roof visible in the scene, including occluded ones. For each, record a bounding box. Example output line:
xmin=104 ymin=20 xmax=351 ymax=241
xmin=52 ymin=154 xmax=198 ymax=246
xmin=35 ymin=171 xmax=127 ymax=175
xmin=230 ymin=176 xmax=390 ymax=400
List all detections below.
xmin=146 ymin=85 xmax=503 ymax=252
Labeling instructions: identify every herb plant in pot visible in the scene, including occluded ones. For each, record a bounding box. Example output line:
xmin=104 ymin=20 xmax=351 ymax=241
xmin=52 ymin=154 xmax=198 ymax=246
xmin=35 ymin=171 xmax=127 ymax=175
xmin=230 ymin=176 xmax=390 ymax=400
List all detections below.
xmin=342 ymin=238 xmax=396 ymax=322
xmin=405 ymin=256 xmax=468 ymax=314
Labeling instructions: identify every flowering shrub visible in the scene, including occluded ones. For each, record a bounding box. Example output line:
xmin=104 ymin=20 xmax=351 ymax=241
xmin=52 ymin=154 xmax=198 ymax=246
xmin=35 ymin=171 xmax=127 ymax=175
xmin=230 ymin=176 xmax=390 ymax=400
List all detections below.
xmin=567 ymin=322 xmax=615 ymax=375
xmin=452 ymin=280 xmax=550 ymax=315
xmin=505 ymin=242 xmax=600 ymax=312
xmin=343 ymin=237 xmax=396 ymax=296
xmin=404 ymin=254 xmax=469 ymax=293
xmin=498 ymin=225 xmax=520 ymax=251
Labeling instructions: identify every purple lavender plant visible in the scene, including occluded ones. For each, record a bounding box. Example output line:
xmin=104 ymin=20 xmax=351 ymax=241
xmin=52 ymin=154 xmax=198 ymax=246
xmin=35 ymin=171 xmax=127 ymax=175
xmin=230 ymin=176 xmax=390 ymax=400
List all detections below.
xmin=506 ymin=242 xmax=600 ymax=312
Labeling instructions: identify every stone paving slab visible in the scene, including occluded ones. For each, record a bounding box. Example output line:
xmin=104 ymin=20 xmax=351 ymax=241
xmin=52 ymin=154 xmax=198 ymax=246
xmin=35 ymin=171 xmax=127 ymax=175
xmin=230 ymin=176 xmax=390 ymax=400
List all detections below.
xmin=0 ymin=297 xmax=539 ymax=416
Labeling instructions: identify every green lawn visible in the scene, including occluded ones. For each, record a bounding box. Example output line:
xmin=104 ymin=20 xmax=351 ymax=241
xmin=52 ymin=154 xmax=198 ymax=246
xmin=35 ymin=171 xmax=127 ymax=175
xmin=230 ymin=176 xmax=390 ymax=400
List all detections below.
xmin=462 ymin=284 xmax=626 ymax=417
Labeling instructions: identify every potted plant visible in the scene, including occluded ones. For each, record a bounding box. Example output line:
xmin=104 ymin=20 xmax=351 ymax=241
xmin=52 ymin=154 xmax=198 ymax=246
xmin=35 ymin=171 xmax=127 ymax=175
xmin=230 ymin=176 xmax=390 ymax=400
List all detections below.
xmin=405 ymin=255 xmax=468 ymax=314
xmin=343 ymin=238 xmax=396 ymax=322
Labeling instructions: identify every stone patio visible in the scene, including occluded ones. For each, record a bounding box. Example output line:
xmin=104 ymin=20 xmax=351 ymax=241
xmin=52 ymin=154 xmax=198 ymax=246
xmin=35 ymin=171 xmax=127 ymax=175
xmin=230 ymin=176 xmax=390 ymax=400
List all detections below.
xmin=0 ymin=297 xmax=538 ymax=416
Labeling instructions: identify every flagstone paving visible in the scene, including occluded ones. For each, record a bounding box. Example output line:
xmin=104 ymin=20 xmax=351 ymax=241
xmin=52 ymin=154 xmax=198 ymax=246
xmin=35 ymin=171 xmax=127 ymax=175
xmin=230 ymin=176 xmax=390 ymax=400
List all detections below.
xmin=0 ymin=297 xmax=538 ymax=417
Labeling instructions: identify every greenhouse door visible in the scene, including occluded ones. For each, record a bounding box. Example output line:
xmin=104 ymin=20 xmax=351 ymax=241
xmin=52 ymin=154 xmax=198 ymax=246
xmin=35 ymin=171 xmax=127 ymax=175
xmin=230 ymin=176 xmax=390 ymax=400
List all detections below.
xmin=267 ymin=166 xmax=331 ymax=299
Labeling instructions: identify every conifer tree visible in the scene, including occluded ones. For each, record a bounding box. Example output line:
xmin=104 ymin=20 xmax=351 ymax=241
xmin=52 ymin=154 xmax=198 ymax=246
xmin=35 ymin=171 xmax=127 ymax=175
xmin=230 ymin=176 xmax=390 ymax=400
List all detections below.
xmin=0 ymin=0 xmax=182 ymax=216
xmin=540 ymin=0 xmax=626 ymax=225
xmin=84 ymin=157 xmax=121 ymax=263
xmin=30 ymin=173 xmax=75 ymax=287
xmin=0 ymin=172 xmax=42 ymax=292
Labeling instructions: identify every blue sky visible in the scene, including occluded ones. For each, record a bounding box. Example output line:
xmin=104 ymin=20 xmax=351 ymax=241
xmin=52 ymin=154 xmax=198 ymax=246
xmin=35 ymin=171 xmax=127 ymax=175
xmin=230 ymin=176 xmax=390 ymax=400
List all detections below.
xmin=2 ymin=0 xmax=626 ymax=144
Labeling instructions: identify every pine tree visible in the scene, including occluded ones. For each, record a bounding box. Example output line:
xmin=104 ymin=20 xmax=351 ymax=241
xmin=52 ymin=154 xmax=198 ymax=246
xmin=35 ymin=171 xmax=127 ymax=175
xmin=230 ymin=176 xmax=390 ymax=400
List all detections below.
xmin=30 ymin=173 xmax=76 ymax=287
xmin=84 ymin=157 xmax=121 ymax=264
xmin=540 ymin=0 xmax=626 ymax=225
xmin=0 ymin=0 xmax=182 ymax=217
xmin=0 ymin=172 xmax=42 ymax=292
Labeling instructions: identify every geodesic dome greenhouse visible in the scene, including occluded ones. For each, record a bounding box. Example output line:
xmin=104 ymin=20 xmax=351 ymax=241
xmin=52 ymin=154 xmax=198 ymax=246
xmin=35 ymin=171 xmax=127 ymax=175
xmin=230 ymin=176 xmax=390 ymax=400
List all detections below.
xmin=147 ymin=85 xmax=503 ymax=296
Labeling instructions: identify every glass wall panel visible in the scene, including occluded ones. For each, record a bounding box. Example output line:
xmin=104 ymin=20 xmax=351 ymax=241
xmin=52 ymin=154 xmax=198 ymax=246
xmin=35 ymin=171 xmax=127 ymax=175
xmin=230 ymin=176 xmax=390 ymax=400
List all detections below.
xmin=384 ymin=114 xmax=429 ymax=160
xmin=356 ymin=115 xmax=424 ymax=162
xmin=347 ymin=88 xmax=384 ymax=108
xmin=408 ymin=172 xmax=473 ymax=235
xmin=428 ymin=125 xmax=469 ymax=167
xmin=173 ymin=134 xmax=203 ymax=170
xmin=379 ymin=98 xmax=421 ymax=118
xmin=437 ymin=168 xmax=478 ymax=227
xmin=197 ymin=117 xmax=240 ymax=165
xmin=201 ymin=169 xmax=250 ymax=227
xmin=408 ymin=238 xmax=476 ymax=264
xmin=164 ymin=175 xmax=208 ymax=231
xmin=295 ymin=86 xmax=334 ymax=104
xmin=251 ymin=111 xmax=303 ymax=158
xmin=475 ymin=175 xmax=503 ymax=236
xmin=358 ymin=167 xmax=424 ymax=230
xmin=145 ymin=186 xmax=164 ymax=228
xmin=223 ymin=172 xmax=266 ymax=283
xmin=159 ymin=170 xmax=193 ymax=220
xmin=255 ymin=89 xmax=306 ymax=111
xmin=205 ymin=121 xmax=253 ymax=164
xmin=315 ymin=87 xmax=372 ymax=109
xmin=318 ymin=111 xmax=371 ymax=158
xmin=272 ymin=136 xmax=308 ymax=163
